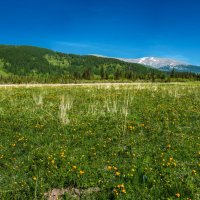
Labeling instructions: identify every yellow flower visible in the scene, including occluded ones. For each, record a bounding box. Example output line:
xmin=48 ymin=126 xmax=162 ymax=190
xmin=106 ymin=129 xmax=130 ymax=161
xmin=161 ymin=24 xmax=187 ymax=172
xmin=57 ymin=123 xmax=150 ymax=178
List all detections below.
xmin=192 ymin=170 xmax=196 ymax=175
xmin=80 ymin=170 xmax=85 ymax=175
xmin=32 ymin=176 xmax=37 ymax=181
xmin=51 ymin=160 xmax=55 ymax=165
xmin=107 ymin=166 xmax=112 ymax=170
xmin=175 ymin=193 xmax=180 ymax=198
xmin=169 ymin=157 xmax=173 ymax=162
xmin=167 ymin=144 xmax=171 ymax=148
xmin=128 ymin=125 xmax=134 ymax=130
xmin=117 ymin=184 xmax=124 ymax=188
xmin=167 ymin=162 xmax=171 ymax=167
xmin=115 ymin=171 xmax=120 ymax=176
xmin=122 ymin=189 xmax=126 ymax=193
xmin=60 ymin=152 xmax=65 ymax=158
xmin=12 ymin=143 xmax=16 ymax=147
xmin=114 ymin=167 xmax=118 ymax=171
xmin=72 ymin=165 xmax=77 ymax=170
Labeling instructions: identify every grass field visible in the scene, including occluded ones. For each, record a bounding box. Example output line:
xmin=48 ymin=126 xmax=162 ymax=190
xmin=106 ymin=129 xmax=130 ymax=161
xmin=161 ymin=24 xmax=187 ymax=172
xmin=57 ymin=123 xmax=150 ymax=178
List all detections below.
xmin=0 ymin=83 xmax=200 ymax=200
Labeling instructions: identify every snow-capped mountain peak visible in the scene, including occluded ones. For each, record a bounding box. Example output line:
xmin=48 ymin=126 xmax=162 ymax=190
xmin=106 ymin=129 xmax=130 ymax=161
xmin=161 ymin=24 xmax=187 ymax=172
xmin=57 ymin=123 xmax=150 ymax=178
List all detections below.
xmin=119 ymin=57 xmax=187 ymax=68
xmin=90 ymin=54 xmax=200 ymax=73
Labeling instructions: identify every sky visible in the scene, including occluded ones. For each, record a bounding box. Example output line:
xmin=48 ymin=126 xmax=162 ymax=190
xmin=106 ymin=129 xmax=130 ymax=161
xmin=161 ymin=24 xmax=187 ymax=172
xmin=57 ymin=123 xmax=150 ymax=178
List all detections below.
xmin=1 ymin=0 xmax=200 ymax=65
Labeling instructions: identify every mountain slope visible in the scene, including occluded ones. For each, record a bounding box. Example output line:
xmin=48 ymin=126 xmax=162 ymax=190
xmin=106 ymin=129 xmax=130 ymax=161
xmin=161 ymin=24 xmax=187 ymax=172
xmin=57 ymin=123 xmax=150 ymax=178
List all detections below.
xmin=0 ymin=45 xmax=162 ymax=79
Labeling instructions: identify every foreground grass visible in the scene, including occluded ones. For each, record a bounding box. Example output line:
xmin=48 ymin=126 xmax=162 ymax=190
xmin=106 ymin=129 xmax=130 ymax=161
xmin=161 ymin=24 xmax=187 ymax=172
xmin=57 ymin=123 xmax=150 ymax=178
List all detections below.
xmin=0 ymin=83 xmax=200 ymax=200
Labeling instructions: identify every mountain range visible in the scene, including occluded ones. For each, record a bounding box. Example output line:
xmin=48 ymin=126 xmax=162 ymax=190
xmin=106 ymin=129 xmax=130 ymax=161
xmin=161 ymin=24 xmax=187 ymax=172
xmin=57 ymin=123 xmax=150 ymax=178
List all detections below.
xmin=118 ymin=57 xmax=200 ymax=73
xmin=92 ymin=55 xmax=200 ymax=73
xmin=0 ymin=45 xmax=162 ymax=80
xmin=0 ymin=45 xmax=199 ymax=84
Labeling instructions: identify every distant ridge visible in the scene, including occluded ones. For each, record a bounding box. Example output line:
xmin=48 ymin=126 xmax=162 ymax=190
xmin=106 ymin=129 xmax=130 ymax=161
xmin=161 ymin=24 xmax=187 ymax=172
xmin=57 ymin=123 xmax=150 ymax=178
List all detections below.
xmin=90 ymin=55 xmax=200 ymax=73
xmin=117 ymin=57 xmax=200 ymax=73
xmin=0 ymin=45 xmax=162 ymax=80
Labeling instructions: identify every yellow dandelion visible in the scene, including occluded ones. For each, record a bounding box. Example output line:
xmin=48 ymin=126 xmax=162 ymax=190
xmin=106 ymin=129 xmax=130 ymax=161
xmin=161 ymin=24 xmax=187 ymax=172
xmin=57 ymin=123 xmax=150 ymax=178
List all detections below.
xmin=192 ymin=170 xmax=196 ymax=175
xmin=167 ymin=162 xmax=171 ymax=167
xmin=51 ymin=160 xmax=55 ymax=165
xmin=60 ymin=152 xmax=65 ymax=158
xmin=32 ymin=176 xmax=37 ymax=181
xmin=167 ymin=144 xmax=171 ymax=148
xmin=80 ymin=170 xmax=85 ymax=175
xmin=114 ymin=188 xmax=117 ymax=193
xmin=175 ymin=193 xmax=180 ymax=198
xmin=128 ymin=125 xmax=134 ymax=130
xmin=115 ymin=171 xmax=120 ymax=176
xmin=72 ymin=165 xmax=77 ymax=170
xmin=107 ymin=166 xmax=112 ymax=170
xmin=169 ymin=157 xmax=173 ymax=162
xmin=122 ymin=189 xmax=126 ymax=193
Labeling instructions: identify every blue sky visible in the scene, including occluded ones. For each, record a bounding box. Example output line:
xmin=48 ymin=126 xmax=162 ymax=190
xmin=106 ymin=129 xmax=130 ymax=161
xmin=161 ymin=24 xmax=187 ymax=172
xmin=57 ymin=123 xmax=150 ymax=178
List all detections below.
xmin=1 ymin=0 xmax=200 ymax=65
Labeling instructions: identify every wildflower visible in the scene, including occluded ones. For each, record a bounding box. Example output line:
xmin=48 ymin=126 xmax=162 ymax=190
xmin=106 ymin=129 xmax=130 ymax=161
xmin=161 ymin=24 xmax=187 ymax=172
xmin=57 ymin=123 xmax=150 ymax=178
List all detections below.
xmin=169 ymin=157 xmax=173 ymax=162
xmin=175 ymin=193 xmax=180 ymax=198
xmin=72 ymin=165 xmax=77 ymax=170
xmin=114 ymin=167 xmax=118 ymax=170
xmin=167 ymin=144 xmax=171 ymax=148
xmin=80 ymin=170 xmax=85 ymax=175
xmin=115 ymin=171 xmax=120 ymax=176
xmin=117 ymin=184 xmax=124 ymax=188
xmin=140 ymin=124 xmax=145 ymax=127
xmin=122 ymin=189 xmax=126 ymax=193
xmin=60 ymin=151 xmax=65 ymax=158
xmin=128 ymin=125 xmax=134 ymax=130
xmin=192 ymin=170 xmax=196 ymax=175
xmin=51 ymin=160 xmax=55 ymax=165
xmin=107 ymin=166 xmax=112 ymax=170
xmin=113 ymin=188 xmax=118 ymax=196
xmin=32 ymin=176 xmax=37 ymax=181
xmin=12 ymin=143 xmax=16 ymax=147
xmin=167 ymin=162 xmax=171 ymax=167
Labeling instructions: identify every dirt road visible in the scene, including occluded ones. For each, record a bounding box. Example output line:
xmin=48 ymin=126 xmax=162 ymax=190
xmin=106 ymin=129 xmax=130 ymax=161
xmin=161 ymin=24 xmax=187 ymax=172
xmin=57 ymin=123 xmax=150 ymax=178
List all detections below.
xmin=0 ymin=83 xmax=152 ymax=87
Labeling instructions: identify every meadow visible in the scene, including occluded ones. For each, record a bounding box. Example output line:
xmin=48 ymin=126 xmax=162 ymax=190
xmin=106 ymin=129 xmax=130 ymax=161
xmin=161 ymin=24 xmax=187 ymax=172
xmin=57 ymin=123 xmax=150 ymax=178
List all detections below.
xmin=0 ymin=83 xmax=199 ymax=200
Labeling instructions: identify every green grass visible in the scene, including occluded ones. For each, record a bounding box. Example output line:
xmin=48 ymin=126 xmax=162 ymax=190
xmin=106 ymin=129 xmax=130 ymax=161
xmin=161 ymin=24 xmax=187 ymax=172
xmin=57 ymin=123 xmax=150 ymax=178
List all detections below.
xmin=0 ymin=83 xmax=200 ymax=200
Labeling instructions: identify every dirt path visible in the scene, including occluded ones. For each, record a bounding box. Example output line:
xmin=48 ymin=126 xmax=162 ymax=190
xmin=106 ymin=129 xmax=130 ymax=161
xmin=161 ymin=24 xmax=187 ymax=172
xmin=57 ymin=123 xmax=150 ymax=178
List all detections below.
xmin=0 ymin=82 xmax=191 ymax=88
xmin=0 ymin=83 xmax=153 ymax=87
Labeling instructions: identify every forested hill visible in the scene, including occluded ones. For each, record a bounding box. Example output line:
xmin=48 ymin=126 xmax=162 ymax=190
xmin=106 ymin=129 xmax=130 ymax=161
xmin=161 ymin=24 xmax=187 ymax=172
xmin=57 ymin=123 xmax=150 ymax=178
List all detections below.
xmin=0 ymin=45 xmax=164 ymax=82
